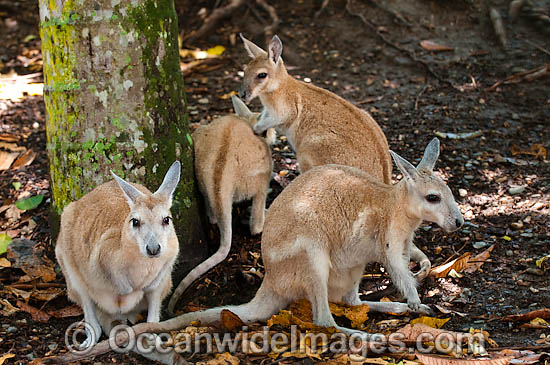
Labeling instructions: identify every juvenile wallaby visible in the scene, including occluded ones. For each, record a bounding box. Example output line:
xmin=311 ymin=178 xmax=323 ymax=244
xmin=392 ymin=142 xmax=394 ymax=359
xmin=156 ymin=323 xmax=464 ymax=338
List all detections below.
xmin=167 ymin=96 xmax=274 ymax=314
xmin=55 ymin=161 xmax=181 ymax=348
xmin=239 ymin=34 xmax=432 ymax=280
xmin=113 ymin=138 xmax=464 ymax=338
xmin=239 ymin=34 xmax=392 ymax=182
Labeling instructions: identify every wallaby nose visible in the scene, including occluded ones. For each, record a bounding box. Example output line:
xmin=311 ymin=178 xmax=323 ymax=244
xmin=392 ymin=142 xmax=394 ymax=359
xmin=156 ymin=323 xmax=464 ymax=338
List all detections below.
xmin=146 ymin=243 xmax=161 ymax=257
xmin=455 ymin=218 xmax=463 ymax=229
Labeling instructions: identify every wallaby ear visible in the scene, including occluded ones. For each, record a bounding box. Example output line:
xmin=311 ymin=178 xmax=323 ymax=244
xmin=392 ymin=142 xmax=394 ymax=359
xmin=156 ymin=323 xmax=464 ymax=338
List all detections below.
xmin=390 ymin=150 xmax=419 ymax=183
xmin=417 ymin=137 xmax=440 ymax=171
xmin=240 ymin=33 xmax=267 ymax=59
xmin=111 ymin=170 xmax=145 ymax=206
xmin=154 ymin=161 xmax=181 ymax=202
xmin=268 ymin=35 xmax=282 ymax=65
xmin=231 ymin=95 xmax=253 ymax=119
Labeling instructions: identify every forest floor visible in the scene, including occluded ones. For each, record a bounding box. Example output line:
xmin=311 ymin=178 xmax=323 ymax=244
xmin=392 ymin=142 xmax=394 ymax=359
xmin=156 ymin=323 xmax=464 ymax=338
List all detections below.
xmin=0 ymin=0 xmax=549 ymax=364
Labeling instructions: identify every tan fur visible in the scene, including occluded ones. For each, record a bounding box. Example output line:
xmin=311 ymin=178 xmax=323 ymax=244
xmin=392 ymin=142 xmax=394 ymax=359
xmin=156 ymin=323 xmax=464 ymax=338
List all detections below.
xmin=167 ymin=97 xmax=273 ymax=314
xmin=119 ymin=138 xmax=463 ymax=340
xmin=239 ymin=34 xmax=392 ymax=183
xmin=55 ymin=162 xmax=181 ymax=349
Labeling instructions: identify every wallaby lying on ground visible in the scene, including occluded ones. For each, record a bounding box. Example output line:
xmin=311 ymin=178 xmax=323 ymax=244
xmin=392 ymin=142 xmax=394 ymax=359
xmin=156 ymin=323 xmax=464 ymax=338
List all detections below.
xmin=55 ymin=161 xmax=181 ymax=349
xmin=239 ymin=34 xmax=432 ymax=280
xmin=118 ymin=138 xmax=464 ymax=338
xmin=167 ymin=96 xmax=275 ymax=314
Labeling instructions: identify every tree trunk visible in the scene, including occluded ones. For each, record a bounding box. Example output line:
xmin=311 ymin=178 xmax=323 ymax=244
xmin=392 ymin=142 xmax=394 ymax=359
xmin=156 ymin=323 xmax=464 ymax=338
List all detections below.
xmin=39 ymin=0 xmax=206 ymax=277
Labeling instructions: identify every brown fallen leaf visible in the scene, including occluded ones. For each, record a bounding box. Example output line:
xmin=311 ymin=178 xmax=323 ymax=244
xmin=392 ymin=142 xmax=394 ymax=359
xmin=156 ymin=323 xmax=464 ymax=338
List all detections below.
xmin=0 ymin=133 xmax=19 ymax=142
xmin=0 ymin=298 xmax=20 ymax=316
xmin=0 ymin=354 xmax=15 ymax=365
xmin=16 ymin=300 xmax=51 ymax=322
xmin=502 ymin=308 xmax=550 ymax=322
xmin=511 ymin=144 xmax=548 ymax=160
xmin=48 ymin=305 xmax=83 ymax=318
xmin=7 ymin=238 xmax=57 ymax=282
xmin=398 ymin=323 xmax=471 ymax=343
xmin=196 ymin=352 xmax=240 ymax=365
xmin=0 ymin=257 xmax=11 ymax=267
xmin=0 ymin=151 xmax=20 ymax=170
xmin=220 ymin=309 xmax=244 ymax=332
xmin=420 ymin=40 xmax=454 ymax=52
xmin=493 ymin=349 xmax=541 ymax=364
xmin=12 ymin=148 xmax=36 ymax=169
xmin=464 ymin=245 xmax=495 ymax=274
xmin=416 ymin=353 xmax=510 ymax=365
xmin=430 ymin=253 xmax=471 ymax=278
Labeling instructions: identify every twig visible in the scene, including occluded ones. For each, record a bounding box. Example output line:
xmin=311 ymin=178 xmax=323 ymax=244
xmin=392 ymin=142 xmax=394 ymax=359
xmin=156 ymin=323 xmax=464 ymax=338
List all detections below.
xmin=345 ymin=0 xmax=453 ymax=88
xmin=8 ymin=282 xmax=65 ymax=289
xmin=524 ymin=39 xmax=550 ymax=57
xmin=314 ymin=0 xmax=330 ymax=18
xmin=487 ymin=344 xmax=550 ymax=351
xmin=488 ymin=64 xmax=550 ymax=90
xmin=414 ymin=84 xmax=429 ymax=110
xmin=183 ymin=0 xmax=246 ymax=44
xmin=256 ymin=0 xmax=280 ymax=44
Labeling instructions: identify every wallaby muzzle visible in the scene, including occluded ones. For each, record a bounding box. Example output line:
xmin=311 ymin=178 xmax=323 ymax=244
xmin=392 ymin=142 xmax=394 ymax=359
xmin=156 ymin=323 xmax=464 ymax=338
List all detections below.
xmin=238 ymin=84 xmax=250 ymax=103
xmin=144 ymin=231 xmax=161 ymax=257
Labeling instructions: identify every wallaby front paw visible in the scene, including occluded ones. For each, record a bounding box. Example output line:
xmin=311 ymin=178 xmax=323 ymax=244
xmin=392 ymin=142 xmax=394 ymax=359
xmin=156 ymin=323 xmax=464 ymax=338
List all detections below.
xmin=414 ymin=261 xmax=432 ymax=282
xmin=408 ymin=301 xmax=434 ymax=315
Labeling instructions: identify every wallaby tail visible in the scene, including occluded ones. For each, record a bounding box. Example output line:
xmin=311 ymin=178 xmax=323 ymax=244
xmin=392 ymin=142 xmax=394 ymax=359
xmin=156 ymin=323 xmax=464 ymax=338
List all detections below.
xmin=168 ymin=207 xmax=233 ymax=314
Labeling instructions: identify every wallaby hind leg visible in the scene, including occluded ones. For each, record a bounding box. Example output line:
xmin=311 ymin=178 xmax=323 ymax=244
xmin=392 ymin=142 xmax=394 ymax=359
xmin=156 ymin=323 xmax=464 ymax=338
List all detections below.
xmin=204 ymin=196 xmax=217 ymax=225
xmin=168 ymin=197 xmax=233 ymax=314
xmin=250 ymin=186 xmax=268 ymax=235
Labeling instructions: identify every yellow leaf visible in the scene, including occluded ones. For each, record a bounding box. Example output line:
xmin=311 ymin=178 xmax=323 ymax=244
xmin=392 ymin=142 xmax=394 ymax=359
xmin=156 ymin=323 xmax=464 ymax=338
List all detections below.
xmin=219 ymin=91 xmax=237 ymax=100
xmin=536 ymin=254 xmax=549 ymax=269
xmin=502 ymin=236 xmax=512 ymax=241
xmin=207 ymin=45 xmax=226 ymax=56
xmin=0 ymin=257 xmax=11 ymax=268
xmin=530 ymin=317 xmax=549 ymax=326
xmin=0 ymin=353 xmax=15 ymax=365
xmin=196 ymin=352 xmax=239 ymax=365
xmin=410 ymin=316 xmax=450 ymax=329
xmin=329 ymin=302 xmax=369 ymax=329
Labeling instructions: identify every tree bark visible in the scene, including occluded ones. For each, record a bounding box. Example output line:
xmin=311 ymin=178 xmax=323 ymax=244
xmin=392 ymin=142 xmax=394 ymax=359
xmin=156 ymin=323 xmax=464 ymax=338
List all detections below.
xmin=39 ymin=0 xmax=206 ymax=277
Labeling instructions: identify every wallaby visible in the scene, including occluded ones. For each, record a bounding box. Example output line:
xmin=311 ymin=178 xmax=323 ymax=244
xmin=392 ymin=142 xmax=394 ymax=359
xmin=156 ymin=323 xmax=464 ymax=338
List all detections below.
xmin=167 ymin=96 xmax=274 ymax=314
xmin=55 ymin=161 xmax=181 ymax=349
xmin=108 ymin=138 xmax=464 ymax=339
xmin=239 ymin=34 xmax=392 ymax=181
xmin=239 ymin=34 xmax=432 ymax=280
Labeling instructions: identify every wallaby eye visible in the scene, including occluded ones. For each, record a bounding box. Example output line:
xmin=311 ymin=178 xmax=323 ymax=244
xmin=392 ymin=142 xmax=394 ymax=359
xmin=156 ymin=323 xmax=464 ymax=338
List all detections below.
xmin=257 ymin=72 xmax=267 ymax=79
xmin=162 ymin=216 xmax=171 ymax=226
xmin=426 ymin=194 xmax=441 ymax=203
xmin=130 ymin=218 xmax=140 ymax=228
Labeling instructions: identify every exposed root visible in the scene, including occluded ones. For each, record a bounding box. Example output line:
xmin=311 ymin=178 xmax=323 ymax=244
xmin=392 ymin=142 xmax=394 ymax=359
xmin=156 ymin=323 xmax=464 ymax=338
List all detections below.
xmin=184 ymin=0 xmax=246 ymax=44
xmin=315 ymin=0 xmax=330 ymax=18
xmin=488 ymin=64 xmax=550 ymax=90
xmin=344 ymin=0 xmax=454 ymax=88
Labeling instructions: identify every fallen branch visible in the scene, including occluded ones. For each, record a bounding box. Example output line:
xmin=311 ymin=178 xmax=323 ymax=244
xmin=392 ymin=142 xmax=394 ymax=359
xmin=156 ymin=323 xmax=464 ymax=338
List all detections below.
xmin=488 ymin=64 xmax=550 ymax=90
xmin=489 ymin=8 xmax=507 ymax=48
xmin=315 ymin=0 xmax=330 ymax=18
xmin=183 ymin=0 xmax=246 ymax=44
xmin=256 ymin=0 xmax=280 ymax=44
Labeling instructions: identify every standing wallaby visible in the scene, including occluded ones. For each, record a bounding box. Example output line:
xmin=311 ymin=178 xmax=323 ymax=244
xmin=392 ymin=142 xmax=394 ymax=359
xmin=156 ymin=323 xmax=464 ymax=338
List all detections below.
xmin=239 ymin=34 xmax=432 ymax=280
xmin=167 ymin=96 xmax=274 ymax=314
xmin=55 ymin=161 xmax=181 ymax=349
xmin=114 ymin=138 xmax=463 ymax=338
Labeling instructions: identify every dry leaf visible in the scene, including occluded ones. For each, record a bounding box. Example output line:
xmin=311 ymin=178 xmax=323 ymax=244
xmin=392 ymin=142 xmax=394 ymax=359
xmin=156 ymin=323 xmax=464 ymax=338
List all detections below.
xmin=16 ymin=300 xmax=51 ymax=322
xmin=196 ymin=352 xmax=239 ymax=365
xmin=430 ymin=253 xmax=471 ymax=278
xmin=492 ymin=349 xmax=541 ymax=364
xmin=502 ymin=308 xmax=550 ymax=322
xmin=7 ymin=238 xmax=57 ymax=282
xmin=0 ymin=298 xmax=20 ymax=316
xmin=0 ymin=151 xmax=19 ymax=170
xmin=12 ymin=148 xmax=36 ymax=169
xmin=219 ymin=90 xmax=237 ymax=100
xmin=0 ymin=133 xmax=19 ymax=142
xmin=220 ymin=309 xmax=244 ymax=332
xmin=398 ymin=323 xmax=473 ymax=343
xmin=410 ymin=316 xmax=450 ymax=329
xmin=464 ymin=245 xmax=494 ymax=274
xmin=48 ymin=305 xmax=83 ymax=318
xmin=420 ymin=40 xmax=454 ymax=52
xmin=0 ymin=354 xmax=15 ymax=365
xmin=0 ymin=257 xmax=11 ymax=268
xmin=416 ymin=353 xmax=510 ymax=365
xmin=9 ymin=286 xmax=32 ymax=300
xmin=329 ymin=302 xmax=369 ymax=329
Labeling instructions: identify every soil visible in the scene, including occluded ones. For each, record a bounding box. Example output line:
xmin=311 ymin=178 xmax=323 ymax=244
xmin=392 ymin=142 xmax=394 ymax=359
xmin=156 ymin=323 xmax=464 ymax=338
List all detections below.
xmin=0 ymin=0 xmax=549 ymax=363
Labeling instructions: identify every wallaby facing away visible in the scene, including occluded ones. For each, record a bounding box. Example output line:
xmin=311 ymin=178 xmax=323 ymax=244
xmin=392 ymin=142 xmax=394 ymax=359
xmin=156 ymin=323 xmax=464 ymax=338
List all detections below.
xmin=239 ymin=34 xmax=432 ymax=280
xmin=55 ymin=161 xmax=181 ymax=349
xmin=116 ymin=138 xmax=463 ymax=338
xmin=239 ymin=34 xmax=392 ymax=182
xmin=167 ymin=96 xmax=274 ymax=314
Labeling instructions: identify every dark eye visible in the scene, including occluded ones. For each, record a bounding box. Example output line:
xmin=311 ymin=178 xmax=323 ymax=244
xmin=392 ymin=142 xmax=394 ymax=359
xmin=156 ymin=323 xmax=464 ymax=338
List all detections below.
xmin=162 ymin=216 xmax=171 ymax=225
xmin=130 ymin=218 xmax=140 ymax=228
xmin=426 ymin=194 xmax=441 ymax=203
xmin=257 ymin=72 xmax=267 ymax=79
